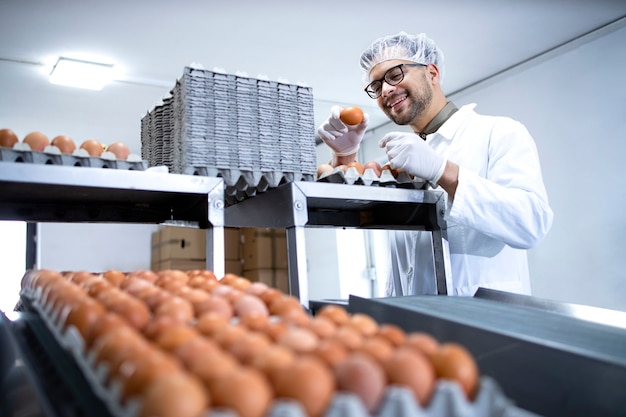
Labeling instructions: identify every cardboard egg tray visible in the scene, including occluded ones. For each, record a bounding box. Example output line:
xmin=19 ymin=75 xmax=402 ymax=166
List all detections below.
xmin=187 ymin=166 xmax=315 ymax=206
xmin=141 ymin=66 xmax=317 ymax=192
xmin=0 ymin=145 xmax=147 ymax=170
xmin=318 ymin=166 xmax=429 ymax=189
xmin=20 ymin=284 xmax=532 ymax=417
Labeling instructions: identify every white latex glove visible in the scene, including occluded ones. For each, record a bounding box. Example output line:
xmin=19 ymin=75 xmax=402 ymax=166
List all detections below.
xmin=379 ymin=132 xmax=447 ymax=185
xmin=317 ymin=105 xmax=369 ymax=156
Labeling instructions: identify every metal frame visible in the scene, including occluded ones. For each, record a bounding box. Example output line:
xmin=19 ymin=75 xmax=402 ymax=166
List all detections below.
xmin=0 ymin=162 xmax=226 ymax=277
xmin=225 ymin=181 xmax=450 ymax=306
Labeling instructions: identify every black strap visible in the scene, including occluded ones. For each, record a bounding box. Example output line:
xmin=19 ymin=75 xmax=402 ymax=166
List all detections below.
xmin=418 ymin=101 xmax=459 ymax=139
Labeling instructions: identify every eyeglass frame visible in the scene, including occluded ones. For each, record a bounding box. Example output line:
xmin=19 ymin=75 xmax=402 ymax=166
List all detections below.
xmin=364 ymin=63 xmax=427 ymax=99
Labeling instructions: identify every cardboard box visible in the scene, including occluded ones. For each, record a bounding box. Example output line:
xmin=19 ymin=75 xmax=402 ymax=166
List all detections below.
xmin=242 ymin=228 xmax=288 ymax=270
xmin=242 ymin=228 xmax=273 ymax=269
xmin=159 ymin=227 xmax=206 ymax=260
xmin=224 ymin=227 xmax=241 ymax=261
xmin=243 ymin=268 xmax=289 ymax=294
xmin=225 ymin=259 xmax=243 ymax=276
xmin=157 ymin=259 xmax=208 ymax=271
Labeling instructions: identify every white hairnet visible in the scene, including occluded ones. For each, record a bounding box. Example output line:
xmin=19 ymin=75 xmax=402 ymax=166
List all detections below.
xmin=359 ymin=31 xmax=445 ymax=85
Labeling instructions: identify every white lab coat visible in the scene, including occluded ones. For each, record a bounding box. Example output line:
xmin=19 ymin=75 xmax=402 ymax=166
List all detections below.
xmin=386 ymin=104 xmax=554 ymax=297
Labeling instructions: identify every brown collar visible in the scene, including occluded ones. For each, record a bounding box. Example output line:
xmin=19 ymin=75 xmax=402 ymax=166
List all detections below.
xmin=418 ymin=101 xmax=458 ymax=139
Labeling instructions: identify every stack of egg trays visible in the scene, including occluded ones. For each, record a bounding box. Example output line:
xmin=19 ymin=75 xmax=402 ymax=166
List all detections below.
xmin=318 ymin=166 xmax=428 ymax=190
xmin=141 ymin=67 xmax=317 ymax=189
xmin=21 ymin=282 xmax=527 ymax=417
xmin=0 ymin=147 xmax=148 ymax=170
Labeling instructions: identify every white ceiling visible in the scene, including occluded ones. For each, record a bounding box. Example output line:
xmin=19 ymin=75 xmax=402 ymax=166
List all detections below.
xmin=1 ymin=0 xmax=626 ymax=154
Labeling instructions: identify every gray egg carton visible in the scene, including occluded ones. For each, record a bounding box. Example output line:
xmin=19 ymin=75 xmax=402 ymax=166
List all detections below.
xmin=318 ymin=166 xmax=428 ymax=189
xmin=141 ymin=66 xmax=317 ymax=190
xmin=0 ymin=146 xmax=148 ymax=170
xmin=187 ymin=166 xmax=315 ymax=206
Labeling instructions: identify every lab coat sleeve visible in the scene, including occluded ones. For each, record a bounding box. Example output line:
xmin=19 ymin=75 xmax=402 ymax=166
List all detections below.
xmin=446 ymin=119 xmax=554 ymax=249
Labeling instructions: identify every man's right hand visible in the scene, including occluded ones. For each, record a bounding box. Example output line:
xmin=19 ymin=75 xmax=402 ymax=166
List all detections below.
xmin=316 ymin=105 xmax=369 ymax=156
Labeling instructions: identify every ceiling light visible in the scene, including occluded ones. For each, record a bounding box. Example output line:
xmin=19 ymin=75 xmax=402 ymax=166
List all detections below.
xmin=49 ymin=57 xmax=115 ymax=90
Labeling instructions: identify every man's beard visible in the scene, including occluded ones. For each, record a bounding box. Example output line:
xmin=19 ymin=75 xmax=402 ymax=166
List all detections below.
xmin=387 ymin=73 xmax=433 ymax=126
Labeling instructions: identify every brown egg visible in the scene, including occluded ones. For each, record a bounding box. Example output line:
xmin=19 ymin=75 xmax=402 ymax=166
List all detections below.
xmin=119 ymin=345 xmax=182 ymax=400
xmin=307 ymin=316 xmax=338 ymax=339
xmin=80 ymin=139 xmax=104 ymax=156
xmin=105 ymin=141 xmax=130 ymax=160
xmin=377 ymin=324 xmax=407 ymax=347
xmin=431 ymin=343 xmax=480 ymax=400
xmin=381 ymin=163 xmax=399 ymax=178
xmin=85 ymin=312 xmax=129 ymax=347
xmin=142 ymin=315 xmax=180 ymax=341
xmin=210 ymin=366 xmax=273 ymax=417
xmin=193 ymin=295 xmax=234 ymax=320
xmin=272 ymin=357 xmax=336 ymax=417
xmin=263 ymin=319 xmax=289 ymax=342
xmin=155 ymin=296 xmax=195 ymax=324
xmin=250 ymin=344 xmax=296 ymax=381
xmin=155 ymin=324 xmax=200 ymax=353
xmin=317 ymin=163 xmax=334 ymax=179
xmin=404 ymin=332 xmax=440 ymax=358
xmin=339 ymin=106 xmax=364 ymax=126
xmin=347 ymin=161 xmax=365 ymax=175
xmin=346 ymin=313 xmax=379 ymax=337
xmin=239 ymin=311 xmax=270 ymax=332
xmin=23 ymin=131 xmax=49 ymax=151
xmin=64 ymin=297 xmax=107 ymax=340
xmin=314 ymin=338 xmax=349 ymax=369
xmin=233 ymin=294 xmax=269 ymax=318
xmin=269 ymin=295 xmax=304 ymax=317
xmin=363 ymin=160 xmax=383 ymax=177
xmin=384 ymin=347 xmax=436 ymax=406
xmin=195 ymin=312 xmax=230 ymax=337
xmin=332 ymin=325 xmax=365 ymax=351
xmin=258 ymin=287 xmax=283 ymax=307
xmin=277 ymin=327 xmax=320 ymax=354
xmin=0 ymin=128 xmax=19 ymax=148
xmin=188 ymin=350 xmax=239 ymax=387
xmin=50 ymin=135 xmax=76 ymax=154
xmin=126 ymin=269 xmax=159 ymax=283
xmin=102 ymin=269 xmax=126 ymax=286
xmin=174 ymin=336 xmax=220 ymax=367
xmin=357 ymin=336 xmax=394 ymax=364
xmin=228 ymin=332 xmax=272 ymax=365
xmin=187 ymin=269 xmax=218 ymax=282
xmin=335 ymin=352 xmax=387 ymax=413
xmin=212 ymin=324 xmax=248 ymax=351
xmin=316 ymin=304 xmax=350 ymax=326
xmin=139 ymin=371 xmax=209 ymax=417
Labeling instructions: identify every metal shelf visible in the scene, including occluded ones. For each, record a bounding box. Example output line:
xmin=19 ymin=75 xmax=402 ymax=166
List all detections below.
xmin=225 ymin=181 xmax=450 ymax=306
xmin=0 ymin=162 xmax=226 ymax=277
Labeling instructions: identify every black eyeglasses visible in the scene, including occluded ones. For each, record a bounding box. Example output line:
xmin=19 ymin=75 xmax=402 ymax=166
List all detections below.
xmin=364 ymin=63 xmax=427 ymax=99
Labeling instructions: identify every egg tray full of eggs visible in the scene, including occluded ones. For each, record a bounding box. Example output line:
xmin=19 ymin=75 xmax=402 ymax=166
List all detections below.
xmin=317 ymin=162 xmax=428 ymax=190
xmin=0 ymin=128 xmax=147 ymax=171
xmin=17 ymin=269 xmax=528 ymax=417
xmin=186 ymin=166 xmax=316 ymax=206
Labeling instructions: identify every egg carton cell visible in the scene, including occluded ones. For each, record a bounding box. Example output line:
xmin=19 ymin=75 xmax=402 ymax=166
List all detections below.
xmin=187 ymin=166 xmax=315 ymax=206
xmin=0 ymin=147 xmax=148 ymax=170
xmin=318 ymin=166 xmax=428 ymax=189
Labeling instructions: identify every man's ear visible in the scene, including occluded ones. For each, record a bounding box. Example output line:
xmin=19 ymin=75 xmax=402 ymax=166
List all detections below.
xmin=426 ymin=63 xmax=441 ymax=84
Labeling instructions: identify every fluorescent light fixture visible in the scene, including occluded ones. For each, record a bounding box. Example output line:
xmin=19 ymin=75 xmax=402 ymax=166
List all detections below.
xmin=49 ymin=57 xmax=115 ymax=90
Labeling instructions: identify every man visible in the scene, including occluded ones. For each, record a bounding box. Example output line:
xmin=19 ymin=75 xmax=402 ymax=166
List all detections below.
xmin=317 ymin=31 xmax=554 ymax=296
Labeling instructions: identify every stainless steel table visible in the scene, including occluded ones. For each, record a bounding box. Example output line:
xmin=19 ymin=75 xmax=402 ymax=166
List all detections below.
xmin=0 ymin=162 xmax=226 ymax=276
xmin=225 ymin=181 xmax=450 ymax=307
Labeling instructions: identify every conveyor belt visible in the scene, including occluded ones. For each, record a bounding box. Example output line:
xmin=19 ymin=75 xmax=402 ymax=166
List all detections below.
xmin=347 ymin=295 xmax=626 ymax=417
